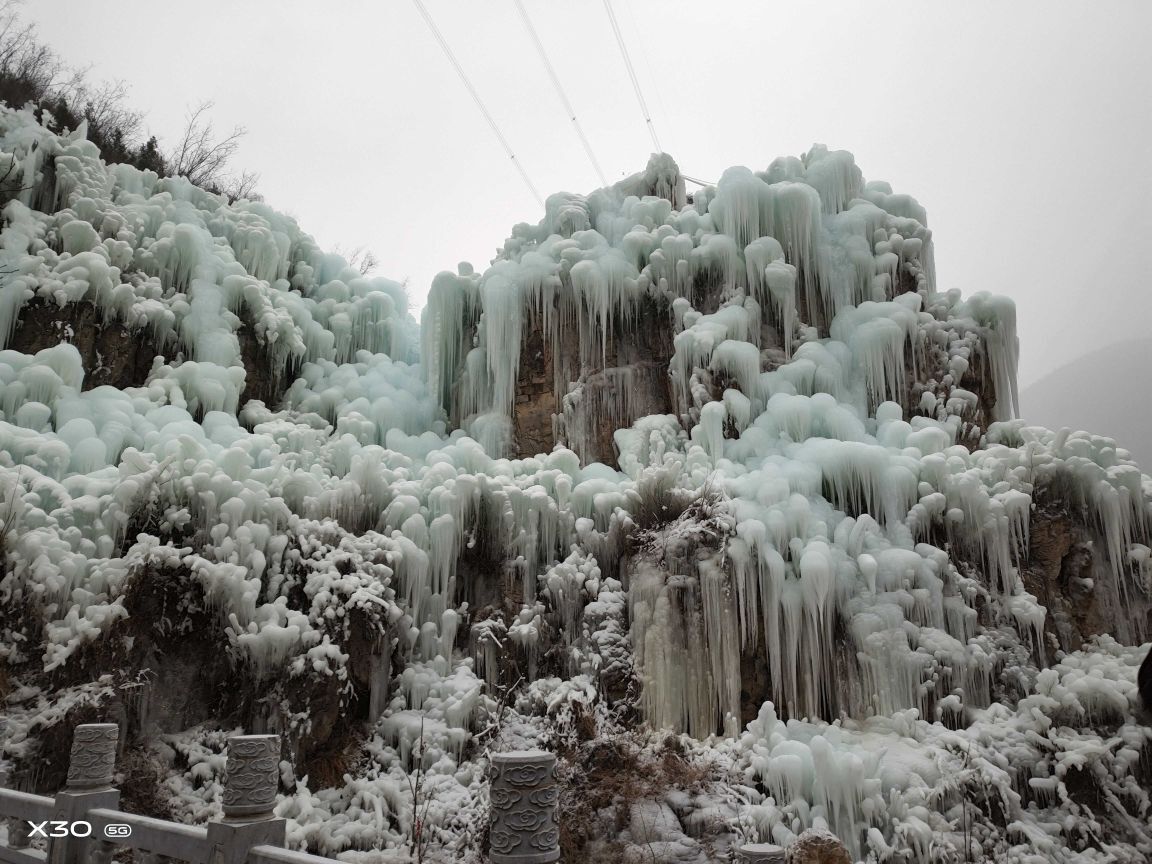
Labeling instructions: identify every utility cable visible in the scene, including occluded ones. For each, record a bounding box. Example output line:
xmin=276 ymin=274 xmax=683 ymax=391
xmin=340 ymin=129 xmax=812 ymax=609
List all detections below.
xmin=602 ymin=0 xmax=661 ymax=153
xmin=412 ymin=0 xmax=544 ymax=207
xmin=513 ymin=0 xmax=608 ymax=187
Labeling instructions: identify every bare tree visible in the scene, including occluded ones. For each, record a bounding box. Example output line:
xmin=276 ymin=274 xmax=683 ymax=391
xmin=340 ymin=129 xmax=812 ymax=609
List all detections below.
xmin=0 ymin=153 xmax=31 ymax=205
xmin=78 ymin=79 xmax=142 ymax=143
xmin=333 ymin=244 xmax=380 ymax=275
xmin=0 ymin=1 xmax=69 ymax=102
xmin=405 ymin=717 xmax=436 ymax=864
xmin=0 ymin=2 xmax=140 ymax=161
xmin=0 ymin=4 xmax=257 ymax=194
xmin=220 ymin=170 xmax=261 ymax=203
xmin=165 ymin=101 xmax=247 ymax=189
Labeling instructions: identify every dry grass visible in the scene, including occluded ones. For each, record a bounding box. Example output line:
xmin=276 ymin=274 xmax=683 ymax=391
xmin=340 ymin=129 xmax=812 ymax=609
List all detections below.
xmin=118 ymin=746 xmax=176 ymax=821
xmin=302 ymin=725 xmax=367 ymax=790
xmin=556 ymin=732 xmax=714 ymax=863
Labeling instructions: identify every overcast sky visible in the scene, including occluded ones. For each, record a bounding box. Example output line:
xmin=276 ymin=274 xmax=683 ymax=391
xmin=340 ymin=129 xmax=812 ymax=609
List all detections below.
xmin=27 ymin=0 xmax=1152 ymax=387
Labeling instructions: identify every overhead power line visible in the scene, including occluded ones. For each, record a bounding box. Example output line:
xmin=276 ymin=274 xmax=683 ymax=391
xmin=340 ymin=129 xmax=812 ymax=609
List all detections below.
xmin=512 ymin=0 xmax=609 ymax=187
xmin=602 ymin=0 xmax=661 ymax=153
xmin=411 ymin=0 xmax=544 ymax=207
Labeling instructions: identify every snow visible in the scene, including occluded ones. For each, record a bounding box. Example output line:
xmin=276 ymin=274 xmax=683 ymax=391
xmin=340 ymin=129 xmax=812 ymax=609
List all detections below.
xmin=2 ymin=100 xmax=1151 ymax=863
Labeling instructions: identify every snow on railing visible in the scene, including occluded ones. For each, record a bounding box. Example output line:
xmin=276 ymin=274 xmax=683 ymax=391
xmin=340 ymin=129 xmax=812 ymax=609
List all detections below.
xmin=0 ymin=788 xmax=53 ymax=864
xmin=0 ymin=725 xmax=316 ymax=864
xmin=0 ymin=727 xmax=565 ymax=864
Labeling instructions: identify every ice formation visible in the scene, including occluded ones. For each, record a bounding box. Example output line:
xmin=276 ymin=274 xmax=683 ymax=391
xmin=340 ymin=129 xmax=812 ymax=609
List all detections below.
xmin=2 ymin=101 xmax=1152 ymax=863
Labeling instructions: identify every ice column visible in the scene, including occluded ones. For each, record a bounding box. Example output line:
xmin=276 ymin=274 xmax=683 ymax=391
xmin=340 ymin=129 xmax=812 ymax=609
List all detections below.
xmin=488 ymin=751 xmax=560 ymax=864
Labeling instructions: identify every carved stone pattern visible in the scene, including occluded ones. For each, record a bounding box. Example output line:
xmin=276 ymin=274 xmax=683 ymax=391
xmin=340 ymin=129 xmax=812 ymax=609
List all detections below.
xmin=489 ymin=828 xmax=519 ymax=855
xmin=528 ymin=826 xmax=559 ymax=851
xmin=505 ymin=808 xmax=548 ymax=832
xmin=737 ymin=844 xmax=787 ymax=863
xmin=489 ymin=752 xmax=559 ymax=864
xmin=490 ymin=787 xmax=522 ymax=810
xmin=67 ymin=723 xmax=119 ymax=789
xmin=222 ymin=735 xmax=280 ymax=817
xmin=528 ymin=786 xmax=558 ymax=807
xmin=502 ymin=764 xmax=550 ymax=787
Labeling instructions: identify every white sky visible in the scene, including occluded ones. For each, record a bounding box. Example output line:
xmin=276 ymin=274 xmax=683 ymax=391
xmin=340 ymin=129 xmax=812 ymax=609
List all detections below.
xmin=27 ymin=0 xmax=1152 ymax=387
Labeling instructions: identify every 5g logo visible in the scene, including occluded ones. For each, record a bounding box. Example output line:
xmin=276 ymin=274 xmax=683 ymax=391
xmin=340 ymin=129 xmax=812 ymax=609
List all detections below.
xmin=26 ymin=822 xmax=132 ymax=839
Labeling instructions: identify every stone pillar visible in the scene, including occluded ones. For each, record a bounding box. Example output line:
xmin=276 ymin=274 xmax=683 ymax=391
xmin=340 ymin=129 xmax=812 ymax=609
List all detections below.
xmin=736 ymin=843 xmax=786 ymax=863
xmin=49 ymin=724 xmax=121 ymax=864
xmin=221 ymin=735 xmax=280 ymax=820
xmin=65 ymin=723 xmax=118 ymax=789
xmin=488 ymin=751 xmax=559 ymax=864
xmin=207 ymin=735 xmax=285 ymax=864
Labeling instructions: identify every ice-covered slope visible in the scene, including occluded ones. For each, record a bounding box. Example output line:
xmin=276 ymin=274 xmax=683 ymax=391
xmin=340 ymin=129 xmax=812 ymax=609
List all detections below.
xmin=1 ymin=103 xmax=1151 ymax=864
xmin=1021 ymin=338 xmax=1152 ymax=471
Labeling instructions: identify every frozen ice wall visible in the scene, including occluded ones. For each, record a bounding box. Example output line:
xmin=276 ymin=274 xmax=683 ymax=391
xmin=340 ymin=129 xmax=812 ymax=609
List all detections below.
xmin=2 ymin=102 xmax=1152 ymax=863
xmin=423 ymin=145 xmax=1150 ymax=736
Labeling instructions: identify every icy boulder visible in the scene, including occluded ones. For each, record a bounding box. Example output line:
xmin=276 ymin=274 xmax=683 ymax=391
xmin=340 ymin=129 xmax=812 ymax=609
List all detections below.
xmin=785 ymin=829 xmax=850 ymax=864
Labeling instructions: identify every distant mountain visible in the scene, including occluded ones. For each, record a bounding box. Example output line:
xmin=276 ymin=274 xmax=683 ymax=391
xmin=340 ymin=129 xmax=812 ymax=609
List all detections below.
xmin=1020 ymin=338 xmax=1152 ymax=472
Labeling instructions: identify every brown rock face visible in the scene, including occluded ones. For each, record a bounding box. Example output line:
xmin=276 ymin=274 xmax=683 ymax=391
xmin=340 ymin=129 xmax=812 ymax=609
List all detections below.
xmin=8 ymin=300 xmax=291 ymax=408
xmin=513 ymin=309 xmax=557 ymax=458
xmin=236 ymin=309 xmax=288 ymax=407
xmin=513 ymin=294 xmax=676 ymax=466
xmin=785 ymin=829 xmax=851 ymax=864
xmin=1021 ymin=489 xmax=1151 ymax=653
xmin=1022 ymin=503 xmax=1100 ymax=652
xmin=8 ymin=300 xmax=157 ymax=389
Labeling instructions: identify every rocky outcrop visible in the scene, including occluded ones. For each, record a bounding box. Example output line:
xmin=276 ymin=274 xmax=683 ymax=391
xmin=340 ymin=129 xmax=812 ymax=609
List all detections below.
xmin=785 ymin=829 xmax=851 ymax=864
xmin=7 ymin=299 xmax=292 ymax=408
xmin=8 ymin=299 xmax=157 ymax=390
xmin=513 ymin=292 xmax=677 ymax=467
xmin=1022 ymin=487 xmax=1150 ymax=654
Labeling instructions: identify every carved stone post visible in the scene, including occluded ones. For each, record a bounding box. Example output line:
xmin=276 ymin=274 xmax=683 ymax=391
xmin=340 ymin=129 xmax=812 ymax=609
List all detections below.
xmin=488 ymin=751 xmax=559 ymax=864
xmin=48 ymin=724 xmax=121 ymax=864
xmin=207 ymin=734 xmax=285 ymax=864
xmin=736 ymin=843 xmax=786 ymax=863
xmin=222 ymin=735 xmax=280 ymax=820
xmin=65 ymin=724 xmax=119 ymax=789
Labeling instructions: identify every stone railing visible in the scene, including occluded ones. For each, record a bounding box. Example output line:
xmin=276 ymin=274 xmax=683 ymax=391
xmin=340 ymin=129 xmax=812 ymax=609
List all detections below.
xmin=0 ymin=725 xmax=563 ymax=864
xmin=0 ymin=724 xmax=305 ymax=864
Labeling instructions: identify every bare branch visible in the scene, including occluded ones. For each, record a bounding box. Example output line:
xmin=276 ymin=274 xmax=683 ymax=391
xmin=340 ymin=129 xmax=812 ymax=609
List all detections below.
xmin=221 ymin=170 xmax=261 ymax=203
xmin=165 ymin=100 xmax=248 ymax=189
xmin=0 ymin=4 xmax=254 ymax=193
xmin=333 ymin=244 xmax=381 ymax=276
